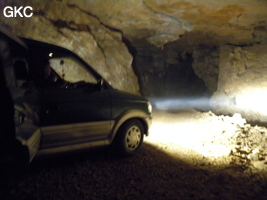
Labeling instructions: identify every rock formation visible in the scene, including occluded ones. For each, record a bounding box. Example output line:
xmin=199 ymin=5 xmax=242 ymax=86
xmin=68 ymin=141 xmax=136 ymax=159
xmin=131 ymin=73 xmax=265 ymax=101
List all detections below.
xmin=210 ymin=45 xmax=267 ymax=123
xmin=1 ymin=0 xmax=267 ymax=123
xmin=0 ymin=0 xmax=139 ymax=94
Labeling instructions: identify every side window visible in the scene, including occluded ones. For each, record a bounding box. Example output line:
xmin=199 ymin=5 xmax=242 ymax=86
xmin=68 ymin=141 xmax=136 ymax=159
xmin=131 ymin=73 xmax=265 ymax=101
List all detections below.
xmin=43 ymin=52 xmax=97 ymax=89
xmin=48 ymin=57 xmax=96 ymax=84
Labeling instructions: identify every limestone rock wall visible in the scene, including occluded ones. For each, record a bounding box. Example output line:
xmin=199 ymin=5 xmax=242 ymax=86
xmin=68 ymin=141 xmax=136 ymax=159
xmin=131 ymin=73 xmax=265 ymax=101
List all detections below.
xmin=64 ymin=0 xmax=267 ymax=50
xmin=0 ymin=0 xmax=139 ymax=94
xmin=210 ymin=45 xmax=267 ymax=123
xmin=134 ymin=46 xmax=207 ymax=97
xmin=1 ymin=0 xmax=267 ymax=119
xmin=192 ymin=47 xmax=219 ymax=93
xmin=134 ymin=47 xmax=180 ymax=97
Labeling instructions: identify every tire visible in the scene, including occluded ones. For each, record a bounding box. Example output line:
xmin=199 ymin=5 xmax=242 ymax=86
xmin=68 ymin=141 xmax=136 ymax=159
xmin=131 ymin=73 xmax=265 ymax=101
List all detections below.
xmin=115 ymin=119 xmax=144 ymax=156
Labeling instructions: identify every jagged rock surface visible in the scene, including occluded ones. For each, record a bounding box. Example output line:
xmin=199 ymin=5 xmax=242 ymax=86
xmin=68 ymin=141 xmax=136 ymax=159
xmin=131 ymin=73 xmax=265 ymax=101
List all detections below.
xmin=210 ymin=45 xmax=267 ymax=123
xmin=65 ymin=0 xmax=267 ymax=49
xmin=0 ymin=0 xmax=139 ymax=94
xmin=192 ymin=46 xmax=219 ymax=93
xmin=1 ymin=0 xmax=267 ymax=120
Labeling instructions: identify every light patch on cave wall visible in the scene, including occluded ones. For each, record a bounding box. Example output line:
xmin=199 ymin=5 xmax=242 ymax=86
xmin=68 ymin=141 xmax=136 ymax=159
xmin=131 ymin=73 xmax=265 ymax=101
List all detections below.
xmin=210 ymin=45 xmax=267 ymax=124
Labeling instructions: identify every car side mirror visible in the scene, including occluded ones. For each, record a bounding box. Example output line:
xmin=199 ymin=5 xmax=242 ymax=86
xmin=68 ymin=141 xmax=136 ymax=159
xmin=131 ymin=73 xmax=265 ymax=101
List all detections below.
xmin=84 ymin=78 xmax=104 ymax=93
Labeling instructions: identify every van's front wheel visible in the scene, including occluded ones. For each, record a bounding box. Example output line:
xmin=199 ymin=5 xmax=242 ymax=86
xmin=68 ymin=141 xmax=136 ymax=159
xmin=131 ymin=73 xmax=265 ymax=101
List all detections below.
xmin=116 ymin=119 xmax=144 ymax=156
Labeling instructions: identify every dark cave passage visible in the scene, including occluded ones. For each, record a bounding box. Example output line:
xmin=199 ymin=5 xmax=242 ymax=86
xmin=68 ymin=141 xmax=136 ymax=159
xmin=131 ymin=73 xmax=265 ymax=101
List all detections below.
xmin=163 ymin=54 xmax=207 ymax=98
xmin=127 ymin=41 xmax=208 ymax=99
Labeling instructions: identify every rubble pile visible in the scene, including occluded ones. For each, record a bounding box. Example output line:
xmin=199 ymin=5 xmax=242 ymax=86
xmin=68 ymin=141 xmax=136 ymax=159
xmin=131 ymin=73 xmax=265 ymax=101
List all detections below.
xmin=230 ymin=124 xmax=267 ymax=170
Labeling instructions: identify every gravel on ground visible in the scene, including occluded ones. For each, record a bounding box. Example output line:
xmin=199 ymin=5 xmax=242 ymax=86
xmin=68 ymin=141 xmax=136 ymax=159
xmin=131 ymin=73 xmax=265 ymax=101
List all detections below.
xmin=1 ymin=109 xmax=267 ymax=200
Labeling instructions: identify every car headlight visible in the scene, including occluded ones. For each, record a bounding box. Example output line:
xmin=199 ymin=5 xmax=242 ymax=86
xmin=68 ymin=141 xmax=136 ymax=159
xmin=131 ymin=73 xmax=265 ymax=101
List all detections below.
xmin=147 ymin=101 xmax=152 ymax=114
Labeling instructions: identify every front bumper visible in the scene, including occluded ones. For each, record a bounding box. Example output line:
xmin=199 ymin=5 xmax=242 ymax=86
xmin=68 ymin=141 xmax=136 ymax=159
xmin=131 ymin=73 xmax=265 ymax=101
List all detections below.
xmin=145 ymin=115 xmax=152 ymax=136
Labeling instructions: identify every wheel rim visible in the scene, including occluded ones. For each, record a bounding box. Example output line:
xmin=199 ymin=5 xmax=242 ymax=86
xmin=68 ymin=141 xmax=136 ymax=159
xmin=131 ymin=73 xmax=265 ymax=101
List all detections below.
xmin=125 ymin=125 xmax=141 ymax=151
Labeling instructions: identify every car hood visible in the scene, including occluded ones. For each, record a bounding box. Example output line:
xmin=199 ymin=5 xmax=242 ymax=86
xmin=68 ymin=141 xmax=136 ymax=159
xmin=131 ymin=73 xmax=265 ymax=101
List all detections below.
xmin=110 ymin=89 xmax=148 ymax=103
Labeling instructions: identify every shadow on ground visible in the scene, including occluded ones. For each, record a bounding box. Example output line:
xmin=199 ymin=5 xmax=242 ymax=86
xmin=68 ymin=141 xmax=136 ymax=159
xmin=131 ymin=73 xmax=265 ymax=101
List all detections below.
xmin=0 ymin=143 xmax=266 ymax=200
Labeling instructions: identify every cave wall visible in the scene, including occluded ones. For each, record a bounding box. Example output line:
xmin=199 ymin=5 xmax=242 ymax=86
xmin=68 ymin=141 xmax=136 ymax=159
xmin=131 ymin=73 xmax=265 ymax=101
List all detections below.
xmin=134 ymin=46 xmax=207 ymax=97
xmin=0 ymin=0 xmax=139 ymax=94
xmin=192 ymin=46 xmax=219 ymax=93
xmin=210 ymin=45 xmax=267 ymax=123
xmin=134 ymin=47 xmax=179 ymax=97
xmin=1 ymin=0 xmax=267 ymax=123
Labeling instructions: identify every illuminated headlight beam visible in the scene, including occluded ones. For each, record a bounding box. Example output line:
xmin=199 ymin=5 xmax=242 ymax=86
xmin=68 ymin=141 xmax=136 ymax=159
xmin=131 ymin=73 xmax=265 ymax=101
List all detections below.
xmin=149 ymin=97 xmax=211 ymax=111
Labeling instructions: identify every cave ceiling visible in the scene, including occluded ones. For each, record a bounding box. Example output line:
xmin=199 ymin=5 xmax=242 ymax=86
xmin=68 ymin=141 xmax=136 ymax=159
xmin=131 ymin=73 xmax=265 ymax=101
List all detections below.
xmin=65 ymin=0 xmax=267 ymax=51
xmin=1 ymin=0 xmax=267 ymax=52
